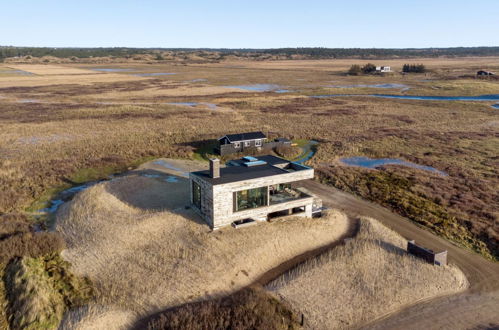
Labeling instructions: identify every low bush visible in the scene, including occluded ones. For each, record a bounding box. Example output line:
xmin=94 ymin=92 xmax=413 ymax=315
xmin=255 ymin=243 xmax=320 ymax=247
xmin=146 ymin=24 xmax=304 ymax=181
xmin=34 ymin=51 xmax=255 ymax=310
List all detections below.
xmin=274 ymin=145 xmax=302 ymax=159
xmin=0 ymin=213 xmax=66 ymax=264
xmin=4 ymin=254 xmax=93 ymax=329
xmin=142 ymin=286 xmax=301 ymax=330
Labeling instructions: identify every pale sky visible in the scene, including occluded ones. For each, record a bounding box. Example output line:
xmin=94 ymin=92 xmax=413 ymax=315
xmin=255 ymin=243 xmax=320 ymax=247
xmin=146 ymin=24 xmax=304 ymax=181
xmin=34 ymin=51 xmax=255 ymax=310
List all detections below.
xmin=1 ymin=0 xmax=498 ymax=48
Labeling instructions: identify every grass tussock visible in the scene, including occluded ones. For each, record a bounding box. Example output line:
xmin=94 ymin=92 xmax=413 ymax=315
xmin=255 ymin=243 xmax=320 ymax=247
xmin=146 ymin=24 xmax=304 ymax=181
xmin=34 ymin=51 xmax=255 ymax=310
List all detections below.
xmin=4 ymin=254 xmax=93 ymax=329
xmin=142 ymin=286 xmax=301 ymax=330
xmin=55 ymin=176 xmax=349 ymax=318
xmin=267 ymin=217 xmax=469 ymax=329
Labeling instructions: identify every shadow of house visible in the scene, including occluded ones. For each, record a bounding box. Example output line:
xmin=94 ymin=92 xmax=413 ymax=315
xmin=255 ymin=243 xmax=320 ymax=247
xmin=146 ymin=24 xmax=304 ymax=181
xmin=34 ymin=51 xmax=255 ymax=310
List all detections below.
xmin=103 ymin=169 xmax=206 ymax=226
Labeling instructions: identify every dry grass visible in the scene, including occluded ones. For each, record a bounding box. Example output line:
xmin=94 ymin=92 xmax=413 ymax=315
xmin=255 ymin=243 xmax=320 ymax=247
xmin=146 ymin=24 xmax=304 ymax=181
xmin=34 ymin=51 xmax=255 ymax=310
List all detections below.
xmin=58 ymin=305 xmax=135 ymax=330
xmin=55 ymin=175 xmax=349 ymax=320
xmin=266 ymin=217 xmax=469 ymax=330
xmin=5 ymin=64 xmax=98 ymax=75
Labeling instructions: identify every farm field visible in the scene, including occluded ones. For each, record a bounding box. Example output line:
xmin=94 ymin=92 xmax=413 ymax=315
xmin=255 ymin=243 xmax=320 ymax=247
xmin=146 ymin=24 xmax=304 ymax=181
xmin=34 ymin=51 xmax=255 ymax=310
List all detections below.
xmin=0 ymin=57 xmax=498 ymax=329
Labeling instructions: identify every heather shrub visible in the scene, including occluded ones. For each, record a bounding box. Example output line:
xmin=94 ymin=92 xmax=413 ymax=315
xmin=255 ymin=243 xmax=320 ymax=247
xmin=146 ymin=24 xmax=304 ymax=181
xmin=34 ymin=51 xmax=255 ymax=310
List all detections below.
xmin=143 ymin=287 xmax=300 ymax=330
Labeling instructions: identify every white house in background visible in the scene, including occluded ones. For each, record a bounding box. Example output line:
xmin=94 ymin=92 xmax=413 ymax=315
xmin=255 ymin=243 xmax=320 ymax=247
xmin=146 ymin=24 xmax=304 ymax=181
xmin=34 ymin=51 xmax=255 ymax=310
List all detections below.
xmin=189 ymin=155 xmax=321 ymax=229
xmin=376 ymin=66 xmax=391 ymax=73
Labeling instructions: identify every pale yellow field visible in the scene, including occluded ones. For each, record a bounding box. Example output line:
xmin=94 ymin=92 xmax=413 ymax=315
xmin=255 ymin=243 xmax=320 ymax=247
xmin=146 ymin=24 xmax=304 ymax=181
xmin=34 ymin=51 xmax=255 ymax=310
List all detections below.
xmin=5 ymin=64 xmax=98 ymax=75
xmin=0 ymin=73 xmax=147 ymax=88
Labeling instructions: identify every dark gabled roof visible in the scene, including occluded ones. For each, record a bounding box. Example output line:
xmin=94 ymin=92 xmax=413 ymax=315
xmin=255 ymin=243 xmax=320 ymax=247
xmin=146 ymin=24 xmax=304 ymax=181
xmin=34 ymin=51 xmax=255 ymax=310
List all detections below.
xmin=218 ymin=131 xmax=266 ymax=142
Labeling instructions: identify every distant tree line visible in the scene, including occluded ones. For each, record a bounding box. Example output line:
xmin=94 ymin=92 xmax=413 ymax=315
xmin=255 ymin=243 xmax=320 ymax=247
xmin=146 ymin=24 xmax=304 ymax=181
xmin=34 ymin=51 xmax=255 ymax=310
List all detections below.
xmin=1 ymin=46 xmax=499 ymax=61
xmin=402 ymin=64 xmax=426 ymax=73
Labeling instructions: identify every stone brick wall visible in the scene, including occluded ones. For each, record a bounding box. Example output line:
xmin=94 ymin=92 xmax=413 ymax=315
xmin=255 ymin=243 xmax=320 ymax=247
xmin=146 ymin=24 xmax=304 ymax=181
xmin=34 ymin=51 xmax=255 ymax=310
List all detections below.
xmin=211 ymin=169 xmax=314 ymax=228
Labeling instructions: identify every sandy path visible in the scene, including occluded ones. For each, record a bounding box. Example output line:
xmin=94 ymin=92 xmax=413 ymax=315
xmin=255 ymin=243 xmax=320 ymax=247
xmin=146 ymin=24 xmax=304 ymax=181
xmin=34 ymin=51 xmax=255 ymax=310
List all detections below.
xmin=300 ymin=180 xmax=499 ymax=329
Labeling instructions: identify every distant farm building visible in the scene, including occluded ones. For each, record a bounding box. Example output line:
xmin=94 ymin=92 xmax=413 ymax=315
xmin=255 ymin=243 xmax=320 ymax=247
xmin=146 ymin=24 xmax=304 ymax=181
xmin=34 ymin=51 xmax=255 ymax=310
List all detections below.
xmin=407 ymin=240 xmax=448 ymax=266
xmin=216 ymin=131 xmax=292 ymax=156
xmin=376 ymin=66 xmax=391 ymax=73
xmin=477 ymin=70 xmax=495 ymax=76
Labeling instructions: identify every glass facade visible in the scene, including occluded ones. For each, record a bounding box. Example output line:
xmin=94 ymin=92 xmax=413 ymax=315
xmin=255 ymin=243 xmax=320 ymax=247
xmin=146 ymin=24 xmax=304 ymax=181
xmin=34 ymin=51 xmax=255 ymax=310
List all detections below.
xmin=235 ymin=186 xmax=268 ymax=211
xmin=192 ymin=181 xmax=201 ymax=208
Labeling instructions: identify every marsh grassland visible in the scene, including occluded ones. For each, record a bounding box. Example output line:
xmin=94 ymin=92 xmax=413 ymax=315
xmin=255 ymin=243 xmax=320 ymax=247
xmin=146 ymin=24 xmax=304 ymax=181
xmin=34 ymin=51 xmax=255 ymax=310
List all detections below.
xmin=0 ymin=57 xmax=498 ymax=328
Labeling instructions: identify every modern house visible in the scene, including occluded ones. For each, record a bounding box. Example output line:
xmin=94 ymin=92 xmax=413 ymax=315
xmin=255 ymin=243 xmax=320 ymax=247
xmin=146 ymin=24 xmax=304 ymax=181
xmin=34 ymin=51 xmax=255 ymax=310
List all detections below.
xmin=189 ymin=155 xmax=319 ymax=229
xmin=215 ymin=131 xmax=292 ymax=156
xmin=376 ymin=66 xmax=391 ymax=73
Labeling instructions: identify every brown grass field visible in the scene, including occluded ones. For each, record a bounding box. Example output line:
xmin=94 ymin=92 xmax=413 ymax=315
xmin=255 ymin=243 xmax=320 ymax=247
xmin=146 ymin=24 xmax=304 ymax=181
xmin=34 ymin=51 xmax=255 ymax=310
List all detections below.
xmin=0 ymin=57 xmax=497 ymax=328
xmin=266 ymin=217 xmax=468 ymax=329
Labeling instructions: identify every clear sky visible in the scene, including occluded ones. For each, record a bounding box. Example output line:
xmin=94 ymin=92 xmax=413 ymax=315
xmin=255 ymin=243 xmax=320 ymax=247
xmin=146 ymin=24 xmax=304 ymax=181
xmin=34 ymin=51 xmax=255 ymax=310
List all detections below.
xmin=2 ymin=0 xmax=498 ymax=48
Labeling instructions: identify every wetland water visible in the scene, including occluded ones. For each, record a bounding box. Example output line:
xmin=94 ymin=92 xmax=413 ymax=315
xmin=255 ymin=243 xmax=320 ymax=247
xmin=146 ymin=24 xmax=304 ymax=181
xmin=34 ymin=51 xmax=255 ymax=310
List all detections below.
xmin=224 ymin=84 xmax=290 ymax=93
xmin=167 ymin=102 xmax=218 ymax=110
xmin=340 ymin=157 xmax=447 ymax=175
xmin=134 ymin=72 xmax=176 ymax=76
xmin=312 ymin=94 xmax=499 ymax=102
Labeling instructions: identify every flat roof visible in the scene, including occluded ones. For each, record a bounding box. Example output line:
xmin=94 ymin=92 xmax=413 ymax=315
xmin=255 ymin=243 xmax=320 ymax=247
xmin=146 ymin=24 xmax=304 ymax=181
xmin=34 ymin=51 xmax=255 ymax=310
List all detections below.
xmin=191 ymin=155 xmax=309 ymax=185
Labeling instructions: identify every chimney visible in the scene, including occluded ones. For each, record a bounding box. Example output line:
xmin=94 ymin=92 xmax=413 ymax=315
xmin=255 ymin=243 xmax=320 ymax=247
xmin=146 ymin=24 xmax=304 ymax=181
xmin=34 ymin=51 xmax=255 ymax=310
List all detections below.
xmin=209 ymin=158 xmax=220 ymax=178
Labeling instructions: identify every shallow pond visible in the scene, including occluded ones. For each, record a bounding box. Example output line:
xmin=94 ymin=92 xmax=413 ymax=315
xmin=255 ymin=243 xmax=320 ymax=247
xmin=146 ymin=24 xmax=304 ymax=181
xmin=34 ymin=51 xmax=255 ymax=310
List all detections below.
xmin=340 ymin=156 xmax=447 ymax=175
xmin=492 ymin=104 xmax=499 ymax=109
xmin=134 ymin=72 xmax=176 ymax=77
xmin=224 ymin=84 xmax=289 ymax=93
xmin=293 ymin=140 xmax=319 ymax=164
xmin=0 ymin=69 xmax=34 ymax=76
xmin=168 ymin=102 xmax=218 ymax=110
xmin=327 ymin=83 xmax=409 ymax=89
xmin=37 ymin=182 xmax=98 ymax=214
xmin=91 ymin=68 xmax=135 ymax=72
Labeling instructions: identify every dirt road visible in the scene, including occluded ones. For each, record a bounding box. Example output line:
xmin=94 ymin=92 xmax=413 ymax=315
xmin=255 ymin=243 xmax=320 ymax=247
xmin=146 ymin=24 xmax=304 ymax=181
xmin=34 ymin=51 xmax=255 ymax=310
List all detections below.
xmin=301 ymin=180 xmax=499 ymax=330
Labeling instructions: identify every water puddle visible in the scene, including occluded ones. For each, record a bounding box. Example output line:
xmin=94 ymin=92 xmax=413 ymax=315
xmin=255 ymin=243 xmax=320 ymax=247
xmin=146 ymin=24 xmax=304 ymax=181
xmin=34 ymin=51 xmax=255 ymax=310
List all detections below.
xmin=190 ymin=78 xmax=207 ymax=82
xmin=327 ymin=83 xmax=409 ymax=89
xmin=91 ymin=68 xmax=135 ymax=72
xmin=141 ymin=173 xmax=180 ymax=182
xmin=311 ymin=94 xmax=499 ymax=102
xmin=37 ymin=182 xmax=98 ymax=214
xmin=294 ymin=140 xmax=319 ymax=164
xmin=167 ymin=102 xmax=218 ymax=110
xmin=340 ymin=156 xmax=447 ymax=175
xmin=134 ymin=72 xmax=176 ymax=77
xmin=224 ymin=84 xmax=289 ymax=93
xmin=0 ymin=69 xmax=34 ymax=76
xmin=142 ymin=174 xmax=161 ymax=179
xmin=18 ymin=99 xmax=40 ymax=103
xmin=152 ymin=160 xmax=189 ymax=177
xmin=492 ymin=104 xmax=499 ymax=109
xmin=165 ymin=176 xmax=179 ymax=183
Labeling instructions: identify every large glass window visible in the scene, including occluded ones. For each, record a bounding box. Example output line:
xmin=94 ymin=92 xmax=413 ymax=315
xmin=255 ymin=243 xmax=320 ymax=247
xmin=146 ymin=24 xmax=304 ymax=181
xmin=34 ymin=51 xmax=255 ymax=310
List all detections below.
xmin=235 ymin=186 xmax=268 ymax=211
xmin=192 ymin=181 xmax=201 ymax=208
